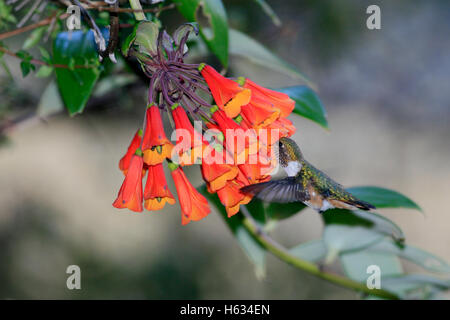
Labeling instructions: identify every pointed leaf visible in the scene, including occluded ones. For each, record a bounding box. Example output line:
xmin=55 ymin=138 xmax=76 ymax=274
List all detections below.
xmin=23 ymin=26 xmax=46 ymax=50
xmin=278 ymin=86 xmax=328 ymax=128
xmin=382 ymin=274 xmax=450 ymax=299
xmin=346 ymin=186 xmax=422 ymax=212
xmin=134 ymin=21 xmax=160 ymax=56
xmin=35 ymin=65 xmax=53 ymax=78
xmin=369 ymin=240 xmax=450 ymax=274
xmin=322 ymin=209 xmax=404 ymax=256
xmin=53 ymin=30 xmax=104 ymax=115
xmin=175 ymin=0 xmax=228 ymax=67
xmin=229 ymin=28 xmax=312 ymax=85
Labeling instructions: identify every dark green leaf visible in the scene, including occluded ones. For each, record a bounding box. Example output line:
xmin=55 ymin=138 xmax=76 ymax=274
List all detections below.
xmin=278 ymin=86 xmax=328 ymax=129
xmin=200 ymin=185 xmax=266 ymax=278
xmin=53 ymin=30 xmax=102 ymax=115
xmin=20 ymin=61 xmax=34 ymax=77
xmin=266 ymin=202 xmax=306 ymax=220
xmin=245 ymin=198 xmax=266 ymax=225
xmin=229 ymin=28 xmax=312 ymax=85
xmin=121 ymin=23 xmax=138 ymax=56
xmin=15 ymin=50 xmax=32 ymax=61
xmin=346 ymin=186 xmax=422 ymax=212
xmin=289 ymin=239 xmax=327 ymax=263
xmin=175 ymin=0 xmax=228 ymax=67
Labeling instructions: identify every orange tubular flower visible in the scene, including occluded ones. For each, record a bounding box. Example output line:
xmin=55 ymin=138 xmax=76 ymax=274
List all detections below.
xmin=201 ymin=145 xmax=239 ymax=192
xmin=240 ymin=96 xmax=281 ymax=129
xmin=211 ymin=107 xmax=258 ymax=163
xmin=217 ymin=171 xmax=252 ymax=217
xmin=113 ymin=152 xmax=144 ymax=212
xmin=142 ymin=104 xmax=174 ymax=165
xmin=144 ymin=163 xmax=176 ymax=211
xmin=171 ymin=104 xmax=206 ymax=165
xmin=119 ymin=129 xmax=142 ymax=174
xmin=243 ymin=78 xmax=295 ymax=117
xmin=169 ymin=163 xmax=211 ymax=225
xmin=199 ymin=64 xmax=251 ymax=118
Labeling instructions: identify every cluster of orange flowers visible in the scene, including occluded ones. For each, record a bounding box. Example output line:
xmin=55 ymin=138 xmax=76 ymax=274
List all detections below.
xmin=113 ymin=64 xmax=295 ymax=224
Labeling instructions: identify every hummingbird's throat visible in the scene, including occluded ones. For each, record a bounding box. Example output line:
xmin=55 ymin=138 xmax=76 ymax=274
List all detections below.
xmin=283 ymin=161 xmax=302 ymax=177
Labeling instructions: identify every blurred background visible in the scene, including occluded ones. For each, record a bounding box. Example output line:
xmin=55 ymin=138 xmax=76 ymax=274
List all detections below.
xmin=0 ymin=0 xmax=449 ymax=299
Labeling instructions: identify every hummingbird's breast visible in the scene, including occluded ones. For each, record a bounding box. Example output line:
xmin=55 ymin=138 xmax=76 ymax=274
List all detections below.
xmin=283 ymin=161 xmax=302 ymax=177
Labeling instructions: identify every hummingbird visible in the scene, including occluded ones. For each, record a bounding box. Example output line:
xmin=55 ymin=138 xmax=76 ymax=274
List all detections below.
xmin=240 ymin=137 xmax=375 ymax=213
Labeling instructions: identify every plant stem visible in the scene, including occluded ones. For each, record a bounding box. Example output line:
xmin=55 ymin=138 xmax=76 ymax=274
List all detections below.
xmin=240 ymin=208 xmax=400 ymax=300
xmin=129 ymin=0 xmax=145 ymax=21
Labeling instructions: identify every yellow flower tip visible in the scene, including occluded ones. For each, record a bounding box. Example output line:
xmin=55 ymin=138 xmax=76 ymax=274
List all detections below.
xmin=223 ymin=89 xmax=251 ymax=118
xmin=198 ymin=63 xmax=206 ymax=72
xmin=143 ymin=144 xmax=173 ymax=165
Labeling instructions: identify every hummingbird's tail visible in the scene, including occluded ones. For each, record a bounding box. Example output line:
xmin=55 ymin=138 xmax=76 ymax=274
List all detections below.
xmin=340 ymin=198 xmax=376 ymax=211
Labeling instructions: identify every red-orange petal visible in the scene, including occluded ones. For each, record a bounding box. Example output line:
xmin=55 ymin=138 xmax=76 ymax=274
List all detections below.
xmin=119 ymin=129 xmax=142 ymax=174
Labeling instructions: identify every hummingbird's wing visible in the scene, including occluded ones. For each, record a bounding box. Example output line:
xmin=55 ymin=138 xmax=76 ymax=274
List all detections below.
xmin=240 ymin=177 xmax=308 ymax=203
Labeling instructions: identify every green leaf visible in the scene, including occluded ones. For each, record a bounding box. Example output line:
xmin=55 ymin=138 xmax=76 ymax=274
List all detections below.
xmin=53 ymin=30 xmax=102 ymax=115
xmin=266 ymin=202 xmax=306 ymax=220
xmin=289 ymin=239 xmax=327 ymax=263
xmin=346 ymin=186 xmax=422 ymax=212
xmin=20 ymin=61 xmax=34 ymax=77
xmin=245 ymin=198 xmax=266 ymax=225
xmin=200 ymin=185 xmax=266 ymax=278
xmin=322 ymin=209 xmax=404 ymax=259
xmin=23 ymin=26 xmax=46 ymax=50
xmin=38 ymin=46 xmax=52 ymax=64
xmin=229 ymin=28 xmax=312 ymax=85
xmin=35 ymin=65 xmax=53 ymax=78
xmin=254 ymin=0 xmax=281 ymax=27
xmin=175 ymin=0 xmax=228 ymax=67
xmin=121 ymin=23 xmax=138 ymax=56
xmin=382 ymin=274 xmax=450 ymax=299
xmin=368 ymin=240 xmax=450 ymax=274
xmin=277 ymin=86 xmax=328 ymax=129
xmin=340 ymin=250 xmax=403 ymax=296
xmin=132 ymin=21 xmax=160 ymax=56
xmin=353 ymin=210 xmax=405 ymax=242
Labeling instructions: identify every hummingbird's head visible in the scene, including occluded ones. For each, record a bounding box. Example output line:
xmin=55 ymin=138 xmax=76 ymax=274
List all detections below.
xmin=278 ymin=137 xmax=303 ymax=167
